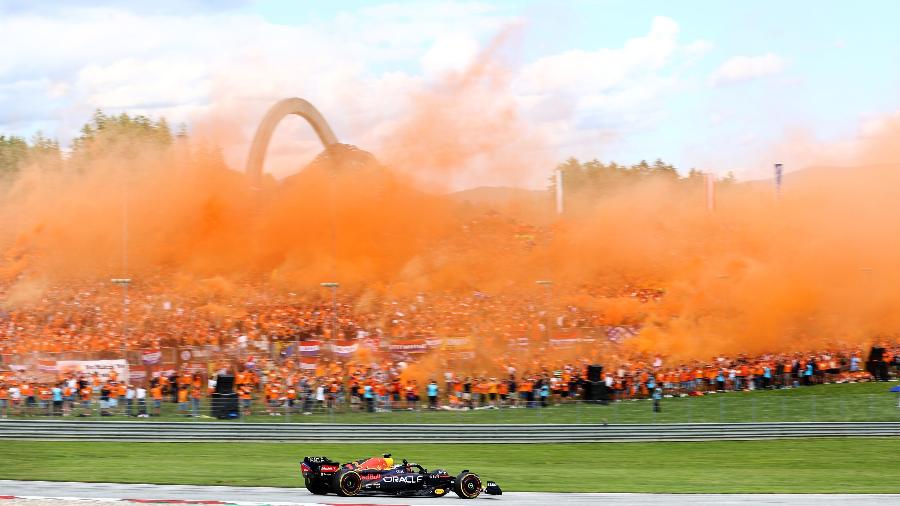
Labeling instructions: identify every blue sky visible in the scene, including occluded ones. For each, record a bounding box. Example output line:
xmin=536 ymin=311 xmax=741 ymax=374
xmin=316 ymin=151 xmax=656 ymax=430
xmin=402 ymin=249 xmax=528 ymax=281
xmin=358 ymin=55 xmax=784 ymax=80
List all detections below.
xmin=1 ymin=0 xmax=898 ymax=186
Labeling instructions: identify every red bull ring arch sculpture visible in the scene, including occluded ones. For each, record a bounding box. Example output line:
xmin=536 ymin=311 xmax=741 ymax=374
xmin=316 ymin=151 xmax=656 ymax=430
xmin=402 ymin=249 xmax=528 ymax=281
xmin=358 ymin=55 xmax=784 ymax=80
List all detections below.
xmin=244 ymin=97 xmax=338 ymax=189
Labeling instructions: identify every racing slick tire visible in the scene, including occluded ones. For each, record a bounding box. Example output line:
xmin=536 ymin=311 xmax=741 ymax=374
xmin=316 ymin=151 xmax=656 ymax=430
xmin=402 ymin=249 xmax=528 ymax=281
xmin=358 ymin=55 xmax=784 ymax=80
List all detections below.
xmin=453 ymin=471 xmax=482 ymax=499
xmin=304 ymin=477 xmax=329 ymax=495
xmin=332 ymin=469 xmax=362 ymax=497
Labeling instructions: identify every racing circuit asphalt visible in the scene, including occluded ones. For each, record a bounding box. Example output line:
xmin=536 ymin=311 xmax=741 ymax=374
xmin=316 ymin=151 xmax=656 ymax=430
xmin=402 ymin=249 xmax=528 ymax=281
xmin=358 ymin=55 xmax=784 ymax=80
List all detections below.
xmin=2 ymin=481 xmax=900 ymax=506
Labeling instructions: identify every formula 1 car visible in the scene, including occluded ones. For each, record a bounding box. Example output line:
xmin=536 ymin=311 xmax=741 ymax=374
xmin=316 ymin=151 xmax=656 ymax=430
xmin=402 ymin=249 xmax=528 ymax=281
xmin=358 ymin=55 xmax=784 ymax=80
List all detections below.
xmin=300 ymin=453 xmax=502 ymax=498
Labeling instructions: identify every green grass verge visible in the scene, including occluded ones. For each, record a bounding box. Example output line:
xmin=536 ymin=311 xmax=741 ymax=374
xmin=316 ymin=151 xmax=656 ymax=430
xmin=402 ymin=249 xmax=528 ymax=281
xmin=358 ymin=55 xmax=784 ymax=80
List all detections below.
xmin=1 ymin=439 xmax=898 ymax=492
xmin=9 ymin=381 xmax=900 ymax=424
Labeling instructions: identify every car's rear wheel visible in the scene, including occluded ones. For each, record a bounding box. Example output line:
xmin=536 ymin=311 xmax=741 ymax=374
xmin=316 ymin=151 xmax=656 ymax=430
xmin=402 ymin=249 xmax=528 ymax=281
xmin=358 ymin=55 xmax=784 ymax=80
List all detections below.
xmin=304 ymin=477 xmax=329 ymax=495
xmin=453 ymin=472 xmax=482 ymax=499
xmin=333 ymin=469 xmax=362 ymax=497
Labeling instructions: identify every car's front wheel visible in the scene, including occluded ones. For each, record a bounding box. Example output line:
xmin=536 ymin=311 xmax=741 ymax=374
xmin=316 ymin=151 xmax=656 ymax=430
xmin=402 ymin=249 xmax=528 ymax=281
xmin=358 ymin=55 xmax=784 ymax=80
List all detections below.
xmin=453 ymin=472 xmax=482 ymax=499
xmin=333 ymin=469 xmax=362 ymax=497
xmin=304 ymin=477 xmax=329 ymax=495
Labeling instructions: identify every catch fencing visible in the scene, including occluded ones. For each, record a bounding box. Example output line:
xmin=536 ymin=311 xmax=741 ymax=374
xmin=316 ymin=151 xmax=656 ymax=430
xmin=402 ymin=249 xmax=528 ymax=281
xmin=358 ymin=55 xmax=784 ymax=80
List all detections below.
xmin=1 ymin=420 xmax=899 ymax=442
xmin=2 ymin=389 xmax=898 ymax=425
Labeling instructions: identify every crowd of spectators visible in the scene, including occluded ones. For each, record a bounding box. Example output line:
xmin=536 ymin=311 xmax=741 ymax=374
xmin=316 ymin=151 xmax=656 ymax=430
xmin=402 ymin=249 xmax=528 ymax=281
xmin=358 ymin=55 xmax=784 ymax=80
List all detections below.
xmin=1 ymin=271 xmax=898 ymax=419
xmin=1 ymin=341 xmax=896 ymax=418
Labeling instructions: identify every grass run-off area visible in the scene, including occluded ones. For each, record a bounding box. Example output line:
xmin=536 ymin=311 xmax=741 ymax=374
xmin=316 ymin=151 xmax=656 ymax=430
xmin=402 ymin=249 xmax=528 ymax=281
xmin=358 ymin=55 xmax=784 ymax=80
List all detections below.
xmin=0 ymin=439 xmax=898 ymax=493
xmin=12 ymin=381 xmax=900 ymax=424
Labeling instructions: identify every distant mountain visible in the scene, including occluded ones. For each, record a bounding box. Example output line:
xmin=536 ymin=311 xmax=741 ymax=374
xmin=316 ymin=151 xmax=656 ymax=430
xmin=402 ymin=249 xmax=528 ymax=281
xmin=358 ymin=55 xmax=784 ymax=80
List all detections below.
xmin=742 ymin=164 xmax=898 ymax=191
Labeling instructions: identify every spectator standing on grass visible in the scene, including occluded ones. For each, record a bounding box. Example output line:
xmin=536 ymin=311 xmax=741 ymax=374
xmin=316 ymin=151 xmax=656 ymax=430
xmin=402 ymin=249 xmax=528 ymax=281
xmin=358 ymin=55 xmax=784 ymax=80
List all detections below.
xmin=99 ymin=383 xmax=110 ymax=415
xmin=190 ymin=385 xmax=201 ymax=417
xmin=850 ymin=354 xmax=861 ymax=372
xmin=315 ymin=382 xmax=325 ymax=412
xmin=239 ymin=385 xmax=252 ymax=416
xmin=150 ymin=384 xmax=163 ymax=416
xmin=125 ymin=384 xmax=135 ymax=416
xmin=177 ymin=386 xmax=188 ymax=415
xmin=169 ymin=373 xmax=179 ymax=403
xmin=78 ymin=385 xmax=91 ymax=416
xmin=427 ymin=379 xmax=438 ymax=409
xmin=364 ymin=383 xmax=374 ymax=412
xmin=0 ymin=384 xmax=8 ymax=418
xmin=108 ymin=383 xmax=120 ymax=413
xmin=51 ymin=384 xmax=63 ymax=416
xmin=136 ymin=385 xmax=147 ymax=417
xmin=9 ymin=384 xmax=20 ymax=415
xmin=444 ymin=370 xmax=453 ymax=402
xmin=39 ymin=385 xmax=51 ymax=412
xmin=405 ymin=380 xmax=418 ymax=410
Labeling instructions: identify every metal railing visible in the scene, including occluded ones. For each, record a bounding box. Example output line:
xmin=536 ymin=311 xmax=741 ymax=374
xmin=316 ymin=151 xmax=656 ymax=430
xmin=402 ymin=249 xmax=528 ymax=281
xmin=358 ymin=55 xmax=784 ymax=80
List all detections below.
xmin=1 ymin=388 xmax=898 ymax=425
xmin=1 ymin=419 xmax=899 ymax=442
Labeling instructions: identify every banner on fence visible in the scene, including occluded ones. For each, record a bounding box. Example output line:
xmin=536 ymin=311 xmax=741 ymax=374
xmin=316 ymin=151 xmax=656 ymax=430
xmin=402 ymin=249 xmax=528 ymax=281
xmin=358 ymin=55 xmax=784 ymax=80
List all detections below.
xmin=299 ymin=340 xmax=321 ymax=357
xmin=605 ymin=326 xmax=640 ymax=341
xmin=56 ymin=359 xmax=129 ymax=383
xmin=129 ymin=365 xmax=148 ymax=381
xmin=443 ymin=337 xmax=472 ymax=349
xmin=141 ymin=350 xmax=162 ymax=365
xmin=152 ymin=363 xmax=178 ymax=378
xmin=188 ymin=348 xmax=210 ymax=359
xmin=442 ymin=336 xmax=475 ymax=359
xmin=38 ymin=359 xmax=57 ymax=372
xmin=330 ymin=340 xmax=358 ymax=357
xmin=182 ymin=362 xmax=206 ymax=373
xmin=298 ymin=356 xmax=318 ymax=371
xmin=388 ymin=339 xmax=427 ymax=353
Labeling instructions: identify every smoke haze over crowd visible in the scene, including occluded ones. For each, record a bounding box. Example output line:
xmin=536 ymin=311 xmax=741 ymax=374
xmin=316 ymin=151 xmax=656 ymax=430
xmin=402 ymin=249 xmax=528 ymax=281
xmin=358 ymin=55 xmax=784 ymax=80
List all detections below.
xmin=2 ymin=48 xmax=900 ymax=363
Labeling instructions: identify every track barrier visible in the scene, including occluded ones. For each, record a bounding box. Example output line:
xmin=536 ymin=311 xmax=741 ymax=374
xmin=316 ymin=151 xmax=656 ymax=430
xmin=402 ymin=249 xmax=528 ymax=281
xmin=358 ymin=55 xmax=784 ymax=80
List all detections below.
xmin=1 ymin=420 xmax=899 ymax=443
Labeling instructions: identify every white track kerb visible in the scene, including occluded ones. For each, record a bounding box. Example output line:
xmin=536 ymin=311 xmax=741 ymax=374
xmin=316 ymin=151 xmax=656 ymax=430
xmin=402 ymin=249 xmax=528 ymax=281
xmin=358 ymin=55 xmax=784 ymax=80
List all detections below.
xmin=1 ymin=483 xmax=900 ymax=506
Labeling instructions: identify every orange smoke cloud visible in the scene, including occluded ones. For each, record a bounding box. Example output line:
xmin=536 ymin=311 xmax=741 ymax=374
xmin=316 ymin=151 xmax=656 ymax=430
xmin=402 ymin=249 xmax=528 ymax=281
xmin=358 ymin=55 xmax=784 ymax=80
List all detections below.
xmin=377 ymin=26 xmax=550 ymax=191
xmin=2 ymin=47 xmax=900 ymax=367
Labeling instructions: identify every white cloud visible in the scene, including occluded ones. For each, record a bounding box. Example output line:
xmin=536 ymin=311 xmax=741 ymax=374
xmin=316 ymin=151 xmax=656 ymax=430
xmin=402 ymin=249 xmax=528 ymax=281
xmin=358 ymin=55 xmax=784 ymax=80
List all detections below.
xmin=0 ymin=6 xmax=713 ymax=188
xmin=709 ymin=53 xmax=786 ymax=86
xmin=420 ymin=33 xmax=481 ymax=78
xmin=514 ymin=15 xmax=708 ymax=145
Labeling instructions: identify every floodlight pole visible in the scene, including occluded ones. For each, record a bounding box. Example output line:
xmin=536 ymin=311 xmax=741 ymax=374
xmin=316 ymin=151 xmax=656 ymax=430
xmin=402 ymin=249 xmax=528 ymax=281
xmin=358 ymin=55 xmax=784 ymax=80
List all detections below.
xmin=111 ymin=278 xmax=132 ymax=363
xmin=536 ymin=280 xmax=552 ymax=341
xmin=320 ymin=282 xmax=340 ymax=343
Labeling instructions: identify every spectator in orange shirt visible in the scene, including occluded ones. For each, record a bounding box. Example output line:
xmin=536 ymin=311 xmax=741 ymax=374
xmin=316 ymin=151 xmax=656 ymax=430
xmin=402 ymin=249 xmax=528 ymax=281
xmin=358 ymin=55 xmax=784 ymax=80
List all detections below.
xmin=177 ymin=386 xmax=189 ymax=415
xmin=0 ymin=385 xmax=8 ymax=418
xmin=150 ymin=385 xmax=163 ymax=416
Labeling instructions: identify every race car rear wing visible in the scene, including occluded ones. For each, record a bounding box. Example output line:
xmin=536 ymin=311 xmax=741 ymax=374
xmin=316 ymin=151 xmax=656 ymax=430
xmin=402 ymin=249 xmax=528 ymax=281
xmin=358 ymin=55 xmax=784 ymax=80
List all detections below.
xmin=300 ymin=456 xmax=341 ymax=477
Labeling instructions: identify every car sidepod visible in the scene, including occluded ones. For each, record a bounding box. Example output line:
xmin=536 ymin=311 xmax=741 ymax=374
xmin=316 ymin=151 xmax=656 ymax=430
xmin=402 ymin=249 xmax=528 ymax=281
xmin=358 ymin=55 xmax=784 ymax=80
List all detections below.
xmin=425 ymin=469 xmax=454 ymax=496
xmin=375 ymin=469 xmax=428 ymax=494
